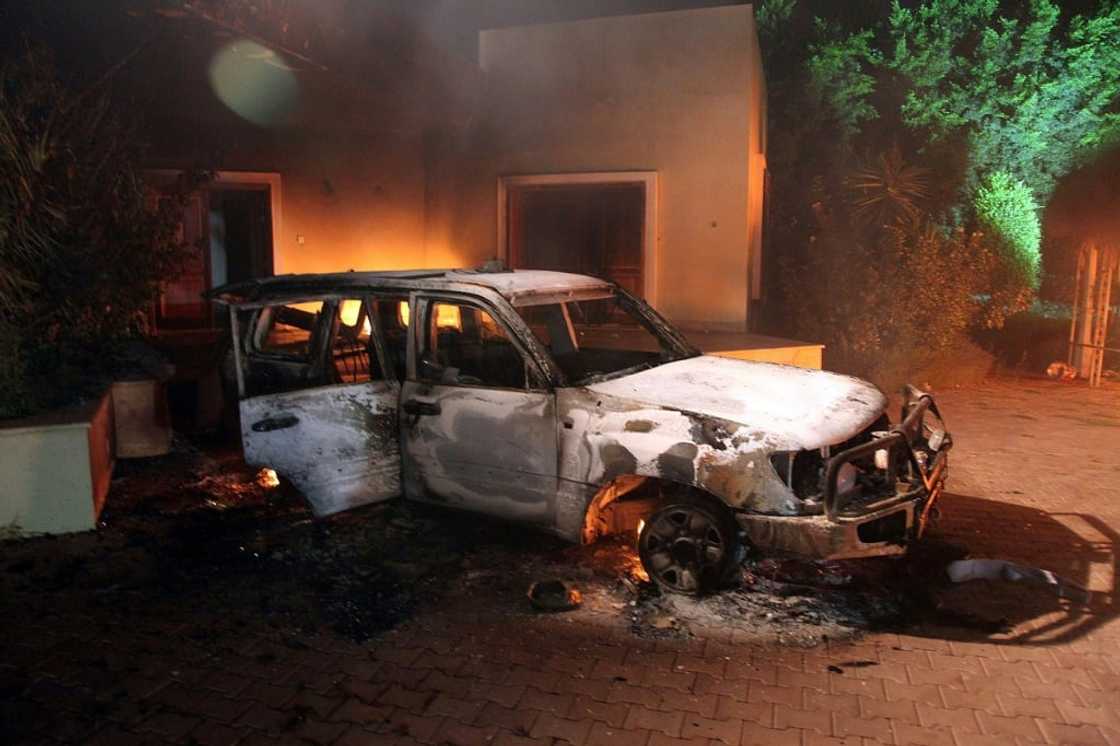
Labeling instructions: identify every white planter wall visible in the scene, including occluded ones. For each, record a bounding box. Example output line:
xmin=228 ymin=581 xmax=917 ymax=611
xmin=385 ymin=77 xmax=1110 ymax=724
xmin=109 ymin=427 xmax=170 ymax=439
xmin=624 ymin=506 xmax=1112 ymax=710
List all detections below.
xmin=0 ymin=390 xmax=115 ymax=535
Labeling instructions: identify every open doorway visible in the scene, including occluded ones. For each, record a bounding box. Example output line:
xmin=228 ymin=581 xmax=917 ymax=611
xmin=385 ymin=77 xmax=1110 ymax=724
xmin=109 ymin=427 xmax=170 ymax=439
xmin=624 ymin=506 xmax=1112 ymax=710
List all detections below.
xmin=147 ymin=171 xmax=280 ymax=433
xmin=208 ymin=187 xmax=274 ymax=289
xmin=500 ymin=172 xmax=658 ymax=305
xmin=151 ymin=172 xmax=279 ymax=331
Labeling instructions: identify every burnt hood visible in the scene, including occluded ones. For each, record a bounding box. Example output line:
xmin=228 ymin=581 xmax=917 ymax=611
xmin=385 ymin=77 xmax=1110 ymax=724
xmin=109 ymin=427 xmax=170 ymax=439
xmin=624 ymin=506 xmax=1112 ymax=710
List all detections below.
xmin=585 ymin=355 xmax=888 ymax=451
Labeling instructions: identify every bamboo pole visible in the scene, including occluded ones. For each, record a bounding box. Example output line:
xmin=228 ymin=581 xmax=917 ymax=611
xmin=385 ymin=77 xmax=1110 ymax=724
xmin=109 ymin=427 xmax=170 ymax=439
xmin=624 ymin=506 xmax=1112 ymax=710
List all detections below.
xmin=1068 ymin=244 xmax=1085 ymax=367
xmin=1076 ymin=244 xmax=1101 ymax=377
xmin=1094 ymin=252 xmax=1116 ymax=387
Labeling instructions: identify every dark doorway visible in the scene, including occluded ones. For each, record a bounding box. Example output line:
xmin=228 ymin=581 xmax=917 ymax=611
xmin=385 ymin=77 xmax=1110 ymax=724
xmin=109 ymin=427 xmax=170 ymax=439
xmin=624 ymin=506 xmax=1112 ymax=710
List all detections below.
xmin=208 ymin=188 xmax=274 ymax=289
xmin=508 ymin=183 xmax=644 ymax=297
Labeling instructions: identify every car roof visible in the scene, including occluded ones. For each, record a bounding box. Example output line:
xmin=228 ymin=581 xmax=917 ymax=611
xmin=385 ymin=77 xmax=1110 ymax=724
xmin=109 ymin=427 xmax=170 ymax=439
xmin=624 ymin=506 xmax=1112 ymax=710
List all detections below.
xmin=207 ymin=268 xmax=613 ymax=304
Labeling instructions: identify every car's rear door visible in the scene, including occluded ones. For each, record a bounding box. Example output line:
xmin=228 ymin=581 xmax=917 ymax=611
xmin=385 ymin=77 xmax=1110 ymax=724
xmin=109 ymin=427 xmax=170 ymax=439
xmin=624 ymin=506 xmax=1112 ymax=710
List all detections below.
xmin=232 ymin=295 xmax=402 ymax=516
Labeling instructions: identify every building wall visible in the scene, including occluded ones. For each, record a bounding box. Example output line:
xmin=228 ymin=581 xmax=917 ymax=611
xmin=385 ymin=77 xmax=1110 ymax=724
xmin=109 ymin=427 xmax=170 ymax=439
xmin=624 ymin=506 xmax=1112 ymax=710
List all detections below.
xmin=266 ymin=131 xmax=431 ymax=275
xmin=139 ymin=48 xmax=435 ymax=279
xmin=138 ymin=4 xmax=766 ymax=329
xmin=426 ymin=5 xmax=763 ymax=329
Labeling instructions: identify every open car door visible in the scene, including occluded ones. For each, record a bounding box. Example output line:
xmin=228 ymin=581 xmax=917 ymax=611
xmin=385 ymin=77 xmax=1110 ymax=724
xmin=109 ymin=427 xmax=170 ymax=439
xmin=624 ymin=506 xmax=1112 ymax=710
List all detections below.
xmin=228 ymin=295 xmax=402 ymax=516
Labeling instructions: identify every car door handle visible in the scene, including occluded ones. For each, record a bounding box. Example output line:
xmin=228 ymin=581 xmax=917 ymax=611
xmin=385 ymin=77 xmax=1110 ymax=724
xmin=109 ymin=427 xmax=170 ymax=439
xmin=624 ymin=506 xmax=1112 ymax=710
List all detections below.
xmin=251 ymin=415 xmax=300 ymax=432
xmin=402 ymin=400 xmax=441 ymax=416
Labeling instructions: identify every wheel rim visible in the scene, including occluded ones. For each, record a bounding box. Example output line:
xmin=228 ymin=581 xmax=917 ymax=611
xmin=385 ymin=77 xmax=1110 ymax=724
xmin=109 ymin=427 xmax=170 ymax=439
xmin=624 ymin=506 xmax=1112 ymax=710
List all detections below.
xmin=639 ymin=505 xmax=728 ymax=594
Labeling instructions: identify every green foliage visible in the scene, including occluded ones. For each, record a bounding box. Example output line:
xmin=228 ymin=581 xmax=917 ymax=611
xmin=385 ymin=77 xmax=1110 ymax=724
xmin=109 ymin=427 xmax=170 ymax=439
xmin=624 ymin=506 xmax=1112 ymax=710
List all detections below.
xmin=845 ymin=146 xmax=930 ymax=227
xmin=759 ymin=0 xmax=1120 ymax=380
xmin=974 ymin=171 xmax=1042 ymax=287
xmin=782 ymin=210 xmax=1002 ymax=387
xmin=808 ymin=26 xmax=882 ymax=139
xmin=0 ymin=45 xmax=189 ymax=418
xmin=887 ymin=0 xmax=1120 ymax=204
xmin=756 ymin=0 xmax=797 ymax=40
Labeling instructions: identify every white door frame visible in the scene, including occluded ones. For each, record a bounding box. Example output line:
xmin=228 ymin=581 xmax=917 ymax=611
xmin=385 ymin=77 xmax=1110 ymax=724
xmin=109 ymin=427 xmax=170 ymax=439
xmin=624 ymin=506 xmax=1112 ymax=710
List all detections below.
xmin=497 ymin=171 xmax=659 ymax=309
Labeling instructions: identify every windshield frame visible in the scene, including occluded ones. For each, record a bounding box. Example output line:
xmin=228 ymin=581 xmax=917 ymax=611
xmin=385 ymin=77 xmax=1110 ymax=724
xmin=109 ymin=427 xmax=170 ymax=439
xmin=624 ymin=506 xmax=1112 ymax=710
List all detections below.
xmin=513 ymin=285 xmax=700 ymax=387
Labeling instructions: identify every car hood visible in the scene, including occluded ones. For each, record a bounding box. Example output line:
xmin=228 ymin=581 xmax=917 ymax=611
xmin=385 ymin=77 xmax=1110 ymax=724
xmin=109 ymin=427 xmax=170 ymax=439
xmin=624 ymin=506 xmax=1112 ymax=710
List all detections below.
xmin=585 ymin=355 xmax=887 ymax=451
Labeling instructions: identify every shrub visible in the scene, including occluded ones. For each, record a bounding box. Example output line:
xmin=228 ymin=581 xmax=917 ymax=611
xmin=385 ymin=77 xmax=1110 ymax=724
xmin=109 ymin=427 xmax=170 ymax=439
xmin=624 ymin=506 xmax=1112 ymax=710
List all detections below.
xmin=0 ymin=45 xmax=189 ymax=417
xmin=974 ymin=171 xmax=1042 ymax=286
xmin=781 ymin=215 xmax=1002 ymax=390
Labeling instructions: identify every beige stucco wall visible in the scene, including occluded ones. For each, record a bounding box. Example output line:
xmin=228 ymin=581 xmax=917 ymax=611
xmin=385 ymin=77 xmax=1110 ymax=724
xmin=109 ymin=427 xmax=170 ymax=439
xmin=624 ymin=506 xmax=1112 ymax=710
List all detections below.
xmin=267 ymin=131 xmax=432 ymax=276
xmin=424 ymin=5 xmax=765 ymax=329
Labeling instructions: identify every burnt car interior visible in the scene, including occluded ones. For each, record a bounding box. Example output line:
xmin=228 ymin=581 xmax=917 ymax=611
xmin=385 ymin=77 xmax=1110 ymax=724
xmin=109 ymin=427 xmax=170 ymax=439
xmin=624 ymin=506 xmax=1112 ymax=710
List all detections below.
xmin=517 ymin=293 xmax=693 ymax=384
xmin=244 ymin=300 xmax=327 ymax=396
xmin=419 ymin=300 xmax=532 ymax=389
xmin=331 ymin=299 xmax=374 ymax=384
xmin=243 ymin=296 xmax=414 ymax=397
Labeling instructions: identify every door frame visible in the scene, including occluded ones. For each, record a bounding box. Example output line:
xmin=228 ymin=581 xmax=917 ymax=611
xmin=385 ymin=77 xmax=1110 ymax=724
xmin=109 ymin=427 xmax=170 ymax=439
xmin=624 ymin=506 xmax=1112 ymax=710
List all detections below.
xmin=146 ymin=169 xmax=283 ymax=331
xmin=497 ymin=171 xmax=659 ymax=310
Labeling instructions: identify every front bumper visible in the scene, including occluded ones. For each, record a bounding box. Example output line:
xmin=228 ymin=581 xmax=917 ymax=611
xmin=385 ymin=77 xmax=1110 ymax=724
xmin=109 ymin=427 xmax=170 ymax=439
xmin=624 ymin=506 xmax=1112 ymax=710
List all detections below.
xmin=737 ymin=386 xmax=951 ymax=561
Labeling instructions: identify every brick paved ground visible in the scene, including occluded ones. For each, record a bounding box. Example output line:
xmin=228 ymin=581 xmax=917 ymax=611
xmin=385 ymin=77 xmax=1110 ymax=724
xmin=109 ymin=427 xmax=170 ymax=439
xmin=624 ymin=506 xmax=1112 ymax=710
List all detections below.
xmin=2 ymin=378 xmax=1118 ymax=745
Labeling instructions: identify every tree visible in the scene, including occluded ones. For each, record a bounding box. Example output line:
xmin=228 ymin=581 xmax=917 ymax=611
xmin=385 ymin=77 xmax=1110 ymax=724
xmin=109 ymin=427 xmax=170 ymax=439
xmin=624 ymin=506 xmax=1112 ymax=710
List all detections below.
xmin=0 ymin=44 xmax=188 ymax=417
xmin=887 ymin=0 xmax=1120 ymax=205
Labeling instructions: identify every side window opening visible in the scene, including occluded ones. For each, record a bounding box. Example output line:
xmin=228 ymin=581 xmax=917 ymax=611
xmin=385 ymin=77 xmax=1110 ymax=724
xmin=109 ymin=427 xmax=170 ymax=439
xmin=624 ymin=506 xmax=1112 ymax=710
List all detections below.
xmin=332 ymin=298 xmax=378 ymax=384
xmin=243 ymin=300 xmax=328 ymax=397
xmin=418 ymin=300 xmax=534 ymax=389
xmin=256 ymin=301 xmax=324 ymax=358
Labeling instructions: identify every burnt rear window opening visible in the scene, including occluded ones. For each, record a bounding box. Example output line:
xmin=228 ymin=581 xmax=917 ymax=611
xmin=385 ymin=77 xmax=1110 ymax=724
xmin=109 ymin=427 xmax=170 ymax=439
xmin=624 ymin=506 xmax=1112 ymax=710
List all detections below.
xmin=515 ymin=291 xmax=694 ymax=385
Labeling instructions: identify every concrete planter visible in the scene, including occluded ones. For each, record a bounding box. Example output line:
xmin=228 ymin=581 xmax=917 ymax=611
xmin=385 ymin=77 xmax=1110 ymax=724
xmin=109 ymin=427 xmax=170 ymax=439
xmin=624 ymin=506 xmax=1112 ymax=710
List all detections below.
xmin=0 ymin=390 xmax=115 ymax=535
xmin=111 ymin=379 xmax=172 ymax=458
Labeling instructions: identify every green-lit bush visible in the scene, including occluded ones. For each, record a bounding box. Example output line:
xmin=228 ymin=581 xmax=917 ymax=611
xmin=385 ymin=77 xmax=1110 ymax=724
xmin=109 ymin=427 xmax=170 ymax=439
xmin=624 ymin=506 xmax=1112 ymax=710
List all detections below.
xmin=0 ymin=46 xmax=188 ymax=418
xmin=782 ymin=209 xmax=1002 ymax=390
xmin=974 ymin=171 xmax=1042 ymax=286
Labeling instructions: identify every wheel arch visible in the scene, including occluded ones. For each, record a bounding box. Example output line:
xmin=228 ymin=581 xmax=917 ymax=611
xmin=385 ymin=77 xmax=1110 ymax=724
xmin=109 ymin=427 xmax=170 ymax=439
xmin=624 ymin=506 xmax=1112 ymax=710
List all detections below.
xmin=579 ymin=474 xmax=735 ymax=545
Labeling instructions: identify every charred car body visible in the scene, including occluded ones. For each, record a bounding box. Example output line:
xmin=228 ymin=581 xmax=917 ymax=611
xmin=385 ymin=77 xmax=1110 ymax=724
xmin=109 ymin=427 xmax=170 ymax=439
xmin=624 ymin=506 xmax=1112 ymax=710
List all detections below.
xmin=210 ymin=268 xmax=951 ymax=594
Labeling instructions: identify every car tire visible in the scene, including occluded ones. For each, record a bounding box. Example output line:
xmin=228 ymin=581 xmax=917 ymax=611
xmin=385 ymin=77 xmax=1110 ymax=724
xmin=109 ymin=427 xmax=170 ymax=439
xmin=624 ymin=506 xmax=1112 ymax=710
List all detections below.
xmin=638 ymin=492 xmax=740 ymax=596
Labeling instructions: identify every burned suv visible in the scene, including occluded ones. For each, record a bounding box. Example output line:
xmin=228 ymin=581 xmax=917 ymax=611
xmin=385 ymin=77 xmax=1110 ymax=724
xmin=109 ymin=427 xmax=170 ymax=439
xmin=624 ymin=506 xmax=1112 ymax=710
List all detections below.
xmin=210 ymin=267 xmax=951 ymax=594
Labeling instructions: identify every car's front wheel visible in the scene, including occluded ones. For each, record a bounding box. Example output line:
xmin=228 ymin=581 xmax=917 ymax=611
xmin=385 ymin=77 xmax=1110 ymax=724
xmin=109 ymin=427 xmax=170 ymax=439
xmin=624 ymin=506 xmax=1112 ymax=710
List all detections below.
xmin=638 ymin=494 xmax=739 ymax=595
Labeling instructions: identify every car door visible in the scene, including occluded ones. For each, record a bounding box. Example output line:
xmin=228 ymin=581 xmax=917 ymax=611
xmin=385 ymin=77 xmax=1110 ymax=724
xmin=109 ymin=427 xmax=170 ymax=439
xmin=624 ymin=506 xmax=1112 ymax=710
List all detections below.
xmin=233 ymin=295 xmax=401 ymax=516
xmin=400 ymin=293 xmax=558 ymax=526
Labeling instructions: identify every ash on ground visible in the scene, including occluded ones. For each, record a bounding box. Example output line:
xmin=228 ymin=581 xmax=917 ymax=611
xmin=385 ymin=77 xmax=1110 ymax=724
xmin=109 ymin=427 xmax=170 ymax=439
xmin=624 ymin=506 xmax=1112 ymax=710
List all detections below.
xmin=3 ymin=437 xmax=971 ymax=649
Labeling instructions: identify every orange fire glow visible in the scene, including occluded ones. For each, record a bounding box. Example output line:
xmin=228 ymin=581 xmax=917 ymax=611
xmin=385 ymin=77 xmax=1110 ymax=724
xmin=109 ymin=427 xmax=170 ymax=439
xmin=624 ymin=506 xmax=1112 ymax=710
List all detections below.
xmin=435 ymin=303 xmax=461 ymax=331
xmin=257 ymin=468 xmax=280 ymax=488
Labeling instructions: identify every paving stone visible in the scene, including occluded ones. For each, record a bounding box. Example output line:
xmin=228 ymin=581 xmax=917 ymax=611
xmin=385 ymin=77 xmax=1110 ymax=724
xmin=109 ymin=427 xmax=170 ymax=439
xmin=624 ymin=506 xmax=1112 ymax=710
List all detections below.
xmin=474 ymin=701 xmax=538 ymax=733
xmin=891 ymin=720 xmax=955 ymax=746
xmin=530 ymin=712 xmax=593 ymax=745
xmin=586 ymin=721 xmax=650 ymax=746
xmin=434 ymin=719 xmax=500 ymax=746
xmin=714 ymin=695 xmax=771 ymax=726
xmin=916 ymin=701 xmax=980 ymax=734
xmin=861 ymin=694 xmax=918 ymax=724
xmin=425 ymin=692 xmax=484 ymax=722
xmin=679 ymin=715 xmax=741 ymax=745
xmin=1036 ymin=720 xmax=1109 ymax=745
xmin=976 ymin=711 xmax=1045 ymax=743
xmin=376 ymin=709 xmax=445 ymax=744
xmin=623 ymin=705 xmax=685 ymax=737
xmin=333 ymin=698 xmax=394 ymax=725
xmin=747 ymin=681 xmax=802 ymax=708
xmin=774 ymin=703 xmax=830 ymax=734
xmin=520 ymin=687 xmax=574 ymax=717
xmin=570 ymin=694 xmax=630 ymax=727
xmin=740 ymin=721 xmax=802 ymax=746
xmin=831 ymin=712 xmax=892 ymax=743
